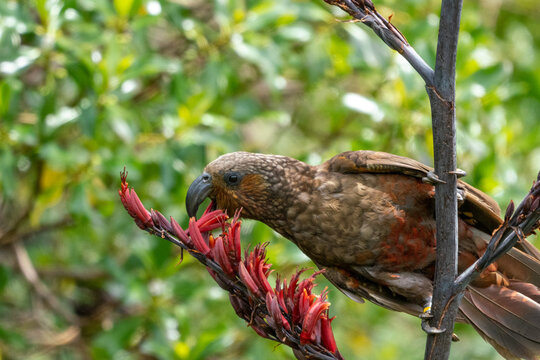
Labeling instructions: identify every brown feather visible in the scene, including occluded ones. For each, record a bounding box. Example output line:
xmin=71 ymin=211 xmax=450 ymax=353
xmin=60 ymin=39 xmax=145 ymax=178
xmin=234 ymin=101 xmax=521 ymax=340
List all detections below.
xmin=461 ymin=286 xmax=540 ymax=360
xmin=325 ymin=151 xmax=502 ymax=233
xmin=498 ymin=249 xmax=540 ymax=287
xmin=517 ymin=239 xmax=540 ymax=261
xmin=466 ymin=286 xmax=540 ymax=342
xmin=460 ymin=290 xmax=539 ymax=360
xmin=508 ymin=281 xmax=540 ymax=303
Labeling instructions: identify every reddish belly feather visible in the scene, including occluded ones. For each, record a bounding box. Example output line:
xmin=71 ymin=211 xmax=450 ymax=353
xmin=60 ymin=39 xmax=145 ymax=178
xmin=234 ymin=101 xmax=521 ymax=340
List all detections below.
xmin=377 ymin=215 xmax=437 ymax=272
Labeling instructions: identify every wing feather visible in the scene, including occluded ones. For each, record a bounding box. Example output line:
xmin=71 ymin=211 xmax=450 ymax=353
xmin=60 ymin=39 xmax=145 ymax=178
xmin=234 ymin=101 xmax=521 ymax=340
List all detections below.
xmin=325 ymin=150 xmax=502 ymax=233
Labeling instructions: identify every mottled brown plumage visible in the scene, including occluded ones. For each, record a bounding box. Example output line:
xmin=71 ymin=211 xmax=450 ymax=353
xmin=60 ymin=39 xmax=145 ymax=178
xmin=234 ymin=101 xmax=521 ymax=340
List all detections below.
xmin=186 ymin=151 xmax=540 ymax=359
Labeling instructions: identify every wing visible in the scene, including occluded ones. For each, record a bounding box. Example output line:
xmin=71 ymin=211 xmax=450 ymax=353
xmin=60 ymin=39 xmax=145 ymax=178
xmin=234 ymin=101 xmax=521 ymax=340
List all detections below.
xmin=324 ymin=150 xmax=502 ymax=234
xmin=324 ymin=150 xmax=540 ymax=260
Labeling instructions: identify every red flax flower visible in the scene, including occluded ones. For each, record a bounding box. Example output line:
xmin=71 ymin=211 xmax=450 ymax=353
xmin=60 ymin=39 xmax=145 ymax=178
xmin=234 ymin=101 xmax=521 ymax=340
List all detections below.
xmin=119 ymin=169 xmax=343 ymax=360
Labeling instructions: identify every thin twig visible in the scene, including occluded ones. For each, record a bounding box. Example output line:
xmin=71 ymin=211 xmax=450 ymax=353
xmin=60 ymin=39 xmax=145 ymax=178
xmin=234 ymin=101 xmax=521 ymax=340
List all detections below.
xmin=323 ymin=0 xmax=434 ymax=85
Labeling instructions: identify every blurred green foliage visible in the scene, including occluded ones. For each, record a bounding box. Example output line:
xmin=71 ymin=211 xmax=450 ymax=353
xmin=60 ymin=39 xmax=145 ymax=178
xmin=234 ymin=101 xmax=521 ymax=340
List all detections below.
xmin=0 ymin=0 xmax=538 ymax=359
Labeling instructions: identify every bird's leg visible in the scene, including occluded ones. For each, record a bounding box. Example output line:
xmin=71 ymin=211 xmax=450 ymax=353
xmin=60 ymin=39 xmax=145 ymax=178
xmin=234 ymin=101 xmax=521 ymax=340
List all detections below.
xmin=353 ymin=267 xmax=448 ymax=334
xmin=419 ymin=297 xmax=459 ymax=337
xmin=419 ymin=296 xmax=446 ymax=334
xmin=419 ymin=298 xmax=460 ymax=338
xmin=419 ymin=295 xmax=433 ymax=319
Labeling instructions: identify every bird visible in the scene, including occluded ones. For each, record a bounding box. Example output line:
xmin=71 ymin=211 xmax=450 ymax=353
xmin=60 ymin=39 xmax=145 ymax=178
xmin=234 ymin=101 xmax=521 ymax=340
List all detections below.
xmin=185 ymin=150 xmax=540 ymax=360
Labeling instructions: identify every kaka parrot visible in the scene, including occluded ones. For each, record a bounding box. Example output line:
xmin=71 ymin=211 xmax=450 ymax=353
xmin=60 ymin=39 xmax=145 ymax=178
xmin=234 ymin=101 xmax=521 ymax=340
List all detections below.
xmin=185 ymin=150 xmax=540 ymax=359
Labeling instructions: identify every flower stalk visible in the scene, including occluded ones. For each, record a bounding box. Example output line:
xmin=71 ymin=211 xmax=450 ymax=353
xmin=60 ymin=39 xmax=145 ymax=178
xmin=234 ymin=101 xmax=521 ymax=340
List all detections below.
xmin=119 ymin=169 xmax=344 ymax=360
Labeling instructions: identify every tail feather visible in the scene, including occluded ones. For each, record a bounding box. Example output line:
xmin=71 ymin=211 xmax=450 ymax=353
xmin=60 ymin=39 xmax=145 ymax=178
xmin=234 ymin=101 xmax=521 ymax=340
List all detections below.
xmin=499 ymin=249 xmax=540 ymax=287
xmin=508 ymin=281 xmax=540 ymax=303
xmin=460 ymin=284 xmax=540 ymax=360
xmin=515 ymin=239 xmax=540 ymax=261
xmin=468 ymin=285 xmax=540 ymax=341
xmin=460 ymin=294 xmax=537 ymax=360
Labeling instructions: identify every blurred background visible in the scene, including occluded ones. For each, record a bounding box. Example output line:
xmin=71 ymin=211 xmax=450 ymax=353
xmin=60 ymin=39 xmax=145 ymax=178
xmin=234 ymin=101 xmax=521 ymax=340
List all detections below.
xmin=0 ymin=0 xmax=539 ymax=359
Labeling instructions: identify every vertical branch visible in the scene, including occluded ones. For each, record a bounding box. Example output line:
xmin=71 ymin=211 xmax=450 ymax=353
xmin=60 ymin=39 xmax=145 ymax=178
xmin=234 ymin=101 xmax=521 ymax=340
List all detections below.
xmin=424 ymin=0 xmax=463 ymax=359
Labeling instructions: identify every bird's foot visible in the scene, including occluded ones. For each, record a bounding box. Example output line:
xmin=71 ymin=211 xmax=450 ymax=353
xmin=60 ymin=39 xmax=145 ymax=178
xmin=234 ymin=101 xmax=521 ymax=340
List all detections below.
xmin=419 ymin=301 xmax=445 ymax=334
xmin=421 ymin=309 xmax=445 ymax=334
xmin=421 ymin=320 xmax=446 ymax=334
xmin=422 ymin=171 xmax=446 ymax=185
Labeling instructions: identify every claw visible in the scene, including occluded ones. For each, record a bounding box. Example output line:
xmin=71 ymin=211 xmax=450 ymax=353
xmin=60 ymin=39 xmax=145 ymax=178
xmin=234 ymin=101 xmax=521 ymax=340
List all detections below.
xmin=422 ymin=319 xmax=446 ymax=334
xmin=449 ymin=169 xmax=467 ymax=178
xmin=452 ymin=333 xmax=460 ymax=342
xmin=422 ymin=171 xmax=446 ymax=185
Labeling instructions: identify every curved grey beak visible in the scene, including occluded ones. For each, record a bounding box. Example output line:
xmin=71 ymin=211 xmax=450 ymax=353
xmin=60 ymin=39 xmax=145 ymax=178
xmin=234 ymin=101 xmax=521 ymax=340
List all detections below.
xmin=186 ymin=172 xmax=213 ymax=218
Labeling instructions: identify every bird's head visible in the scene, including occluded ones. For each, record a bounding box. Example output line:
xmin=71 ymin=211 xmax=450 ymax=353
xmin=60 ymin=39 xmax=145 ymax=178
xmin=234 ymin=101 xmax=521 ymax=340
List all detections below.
xmin=186 ymin=152 xmax=308 ymax=221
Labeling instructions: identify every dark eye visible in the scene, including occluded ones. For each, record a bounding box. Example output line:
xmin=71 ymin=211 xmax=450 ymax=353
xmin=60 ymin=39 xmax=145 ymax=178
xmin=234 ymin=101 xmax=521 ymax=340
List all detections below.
xmin=224 ymin=172 xmax=241 ymax=186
